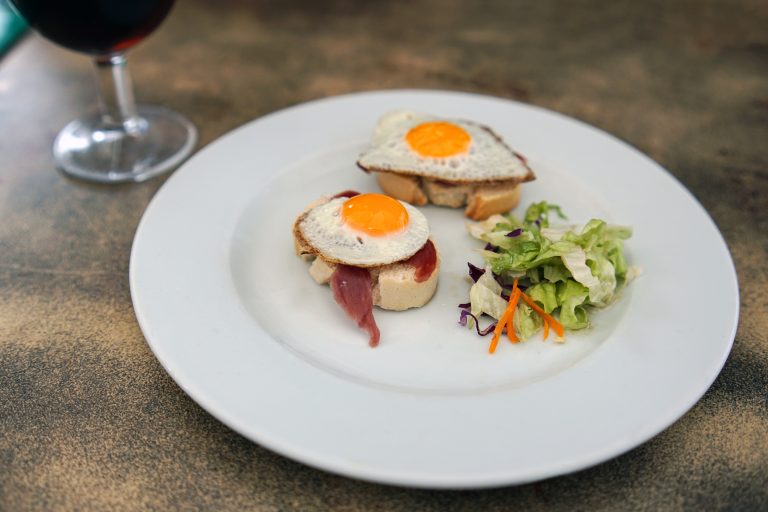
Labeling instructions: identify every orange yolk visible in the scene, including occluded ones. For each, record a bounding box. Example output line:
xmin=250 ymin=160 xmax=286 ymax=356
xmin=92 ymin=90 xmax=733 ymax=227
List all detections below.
xmin=405 ymin=121 xmax=471 ymax=158
xmin=341 ymin=193 xmax=409 ymax=236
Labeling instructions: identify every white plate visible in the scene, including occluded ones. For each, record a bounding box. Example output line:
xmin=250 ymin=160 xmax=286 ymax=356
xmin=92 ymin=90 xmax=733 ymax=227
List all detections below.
xmin=130 ymin=90 xmax=739 ymax=488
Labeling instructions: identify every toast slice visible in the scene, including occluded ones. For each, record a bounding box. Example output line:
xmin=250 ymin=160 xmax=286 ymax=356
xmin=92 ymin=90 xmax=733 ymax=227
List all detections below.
xmin=377 ymin=172 xmax=521 ymax=220
xmin=297 ymin=236 xmax=440 ymax=311
xmin=293 ymin=193 xmax=440 ymax=311
xmin=357 ymin=110 xmax=535 ymax=220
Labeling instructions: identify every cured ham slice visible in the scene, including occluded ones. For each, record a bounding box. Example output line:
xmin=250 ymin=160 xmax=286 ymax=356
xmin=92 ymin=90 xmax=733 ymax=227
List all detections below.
xmin=404 ymin=239 xmax=437 ymax=283
xmin=330 ymin=265 xmax=380 ymax=347
xmin=332 ymin=190 xmax=360 ymax=199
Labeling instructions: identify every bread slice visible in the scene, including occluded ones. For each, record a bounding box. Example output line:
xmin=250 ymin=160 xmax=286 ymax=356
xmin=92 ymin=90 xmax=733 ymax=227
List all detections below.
xmin=465 ymin=182 xmax=522 ymax=220
xmin=376 ymin=172 xmax=428 ymax=206
xmin=357 ymin=111 xmax=535 ymax=219
xmin=376 ymin=172 xmax=521 ymax=220
xmin=293 ymin=193 xmax=440 ymax=310
xmin=304 ymin=249 xmax=440 ymax=311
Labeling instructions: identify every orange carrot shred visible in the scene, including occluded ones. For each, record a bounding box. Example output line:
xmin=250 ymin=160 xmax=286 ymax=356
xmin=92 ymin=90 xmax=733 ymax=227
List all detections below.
xmin=505 ymin=289 xmax=521 ymax=343
xmin=520 ymin=291 xmax=565 ymax=339
xmin=542 ymin=316 xmax=550 ymax=341
xmin=489 ymin=279 xmax=520 ymax=353
xmin=488 ymin=314 xmax=506 ymax=354
xmin=506 ymin=279 xmax=521 ymax=343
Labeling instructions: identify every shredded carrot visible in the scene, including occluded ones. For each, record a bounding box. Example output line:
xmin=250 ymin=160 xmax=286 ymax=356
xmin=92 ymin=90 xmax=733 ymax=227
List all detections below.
xmin=489 ymin=279 xmax=568 ymax=351
xmin=520 ymin=291 xmax=565 ymax=339
xmin=489 ymin=279 xmax=520 ymax=353
xmin=506 ymin=279 xmax=521 ymax=343
xmin=488 ymin=317 xmax=505 ymax=353
xmin=489 ymin=304 xmax=512 ymax=353
xmin=505 ymin=289 xmax=521 ymax=344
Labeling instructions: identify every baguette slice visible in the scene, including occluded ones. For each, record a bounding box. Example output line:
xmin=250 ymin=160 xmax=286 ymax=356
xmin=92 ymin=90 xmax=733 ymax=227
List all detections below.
xmin=357 ymin=111 xmax=535 ymax=220
xmin=293 ymin=194 xmax=440 ymax=311
xmin=298 ymin=237 xmax=440 ymax=311
xmin=376 ymin=172 xmax=521 ymax=220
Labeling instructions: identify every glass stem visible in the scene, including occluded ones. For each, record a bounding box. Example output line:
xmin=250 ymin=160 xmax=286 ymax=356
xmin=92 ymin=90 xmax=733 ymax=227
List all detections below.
xmin=93 ymin=53 xmax=140 ymax=133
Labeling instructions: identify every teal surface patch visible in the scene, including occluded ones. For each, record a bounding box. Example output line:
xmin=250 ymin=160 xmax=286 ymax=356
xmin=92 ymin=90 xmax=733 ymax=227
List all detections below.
xmin=0 ymin=1 xmax=27 ymax=57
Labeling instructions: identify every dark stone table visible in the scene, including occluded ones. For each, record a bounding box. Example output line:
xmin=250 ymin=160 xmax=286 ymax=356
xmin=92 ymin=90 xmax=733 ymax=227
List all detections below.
xmin=1 ymin=0 xmax=766 ymax=509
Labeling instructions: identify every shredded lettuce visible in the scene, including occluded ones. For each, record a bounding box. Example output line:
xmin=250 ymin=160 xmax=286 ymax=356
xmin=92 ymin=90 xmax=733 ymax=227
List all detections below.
xmin=556 ymin=279 xmax=590 ymax=329
xmin=523 ymin=201 xmax=566 ymax=227
xmin=462 ymin=201 xmax=636 ymax=342
xmin=469 ymin=268 xmax=508 ymax=320
xmin=514 ymin=303 xmax=543 ymax=340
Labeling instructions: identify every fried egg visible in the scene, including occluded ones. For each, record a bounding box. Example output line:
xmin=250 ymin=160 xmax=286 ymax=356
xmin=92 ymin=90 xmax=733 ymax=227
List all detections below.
xmin=357 ymin=110 xmax=533 ymax=183
xmin=295 ymin=193 xmax=429 ymax=267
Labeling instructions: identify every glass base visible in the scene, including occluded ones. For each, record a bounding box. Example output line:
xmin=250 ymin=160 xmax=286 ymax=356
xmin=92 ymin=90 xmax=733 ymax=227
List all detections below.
xmin=53 ymin=105 xmax=197 ymax=184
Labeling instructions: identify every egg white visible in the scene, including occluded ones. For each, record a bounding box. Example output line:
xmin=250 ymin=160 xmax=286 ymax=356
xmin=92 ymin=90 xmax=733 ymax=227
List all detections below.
xmin=297 ymin=196 xmax=430 ymax=267
xmin=358 ymin=110 xmax=532 ymax=183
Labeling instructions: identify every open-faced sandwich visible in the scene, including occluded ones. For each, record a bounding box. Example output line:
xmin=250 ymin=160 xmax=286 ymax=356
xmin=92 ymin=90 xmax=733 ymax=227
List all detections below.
xmin=357 ymin=110 xmax=536 ymax=220
xmin=293 ymin=191 xmax=440 ymax=347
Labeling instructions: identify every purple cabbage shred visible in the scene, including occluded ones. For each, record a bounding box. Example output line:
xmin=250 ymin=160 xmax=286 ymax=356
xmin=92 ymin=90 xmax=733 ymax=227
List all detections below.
xmin=467 ymin=262 xmax=485 ymax=282
xmin=506 ymin=228 xmax=523 ymax=238
xmin=483 ymin=243 xmax=499 ymax=253
xmin=458 ymin=309 xmax=497 ymax=336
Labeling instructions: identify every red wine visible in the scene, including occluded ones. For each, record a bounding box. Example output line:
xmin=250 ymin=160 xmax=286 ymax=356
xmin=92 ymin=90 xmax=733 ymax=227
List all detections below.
xmin=10 ymin=0 xmax=175 ymax=55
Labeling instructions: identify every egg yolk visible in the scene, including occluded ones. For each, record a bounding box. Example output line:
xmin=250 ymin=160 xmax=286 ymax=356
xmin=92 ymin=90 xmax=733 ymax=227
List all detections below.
xmin=341 ymin=193 xmax=409 ymax=236
xmin=405 ymin=121 xmax=471 ymax=158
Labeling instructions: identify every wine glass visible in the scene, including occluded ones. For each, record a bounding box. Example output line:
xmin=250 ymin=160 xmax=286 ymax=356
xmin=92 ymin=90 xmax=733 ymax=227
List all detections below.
xmin=9 ymin=0 xmax=196 ymax=183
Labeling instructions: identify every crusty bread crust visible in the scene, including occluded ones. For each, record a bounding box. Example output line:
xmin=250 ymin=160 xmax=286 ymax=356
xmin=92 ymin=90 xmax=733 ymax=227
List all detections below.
xmin=375 ymin=172 xmax=521 ymax=220
xmin=376 ymin=172 xmax=428 ymax=206
xmin=465 ymin=182 xmax=522 ymax=220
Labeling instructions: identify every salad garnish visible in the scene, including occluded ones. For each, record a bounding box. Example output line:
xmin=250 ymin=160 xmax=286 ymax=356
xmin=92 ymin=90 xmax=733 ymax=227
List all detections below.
xmin=461 ymin=201 xmax=639 ymax=353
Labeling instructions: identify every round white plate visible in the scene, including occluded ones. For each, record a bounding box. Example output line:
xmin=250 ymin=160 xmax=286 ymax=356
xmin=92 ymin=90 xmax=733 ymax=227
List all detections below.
xmin=130 ymin=90 xmax=739 ymax=489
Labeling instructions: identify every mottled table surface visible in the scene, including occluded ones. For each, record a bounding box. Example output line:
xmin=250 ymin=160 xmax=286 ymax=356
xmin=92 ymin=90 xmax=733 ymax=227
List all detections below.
xmin=1 ymin=0 xmax=767 ymax=510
